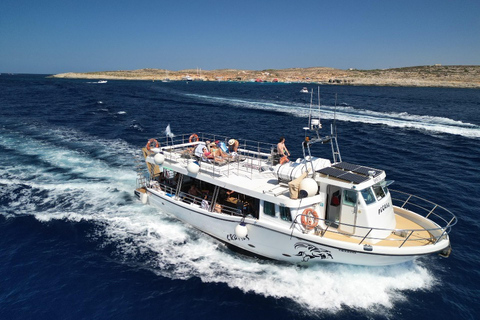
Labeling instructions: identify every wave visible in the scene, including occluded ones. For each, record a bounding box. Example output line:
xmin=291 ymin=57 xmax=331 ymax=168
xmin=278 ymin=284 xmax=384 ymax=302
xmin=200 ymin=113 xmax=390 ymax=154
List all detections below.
xmin=0 ymin=124 xmax=437 ymax=314
xmin=186 ymin=94 xmax=480 ymax=139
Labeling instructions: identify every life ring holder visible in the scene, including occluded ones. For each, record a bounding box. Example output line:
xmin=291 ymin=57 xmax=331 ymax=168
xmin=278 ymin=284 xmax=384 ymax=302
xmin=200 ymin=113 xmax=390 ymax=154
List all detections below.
xmin=301 ymin=208 xmax=319 ymax=230
xmin=189 ymin=133 xmax=199 ymax=143
xmin=146 ymin=138 xmax=159 ymax=151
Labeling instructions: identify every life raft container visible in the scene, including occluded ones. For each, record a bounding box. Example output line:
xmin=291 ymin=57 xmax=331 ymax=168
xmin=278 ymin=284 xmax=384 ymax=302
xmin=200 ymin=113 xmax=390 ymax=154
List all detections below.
xmin=146 ymin=138 xmax=159 ymax=151
xmin=301 ymin=208 xmax=319 ymax=230
xmin=189 ymin=133 xmax=199 ymax=143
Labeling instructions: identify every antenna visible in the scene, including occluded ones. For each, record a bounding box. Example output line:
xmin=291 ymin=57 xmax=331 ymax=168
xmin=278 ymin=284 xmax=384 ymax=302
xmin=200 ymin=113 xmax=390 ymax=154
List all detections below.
xmin=334 ymin=93 xmax=337 ymax=132
xmin=308 ymin=89 xmax=313 ymax=129
xmin=330 ymin=93 xmax=342 ymax=163
xmin=317 ymin=86 xmax=321 ymax=127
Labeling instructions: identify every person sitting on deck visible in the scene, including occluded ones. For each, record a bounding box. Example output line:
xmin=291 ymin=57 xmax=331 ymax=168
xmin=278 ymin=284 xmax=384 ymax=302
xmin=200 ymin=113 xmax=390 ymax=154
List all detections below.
xmin=188 ymin=184 xmax=203 ymax=197
xmin=228 ymin=139 xmax=239 ymax=153
xmin=201 ymin=195 xmax=210 ymax=210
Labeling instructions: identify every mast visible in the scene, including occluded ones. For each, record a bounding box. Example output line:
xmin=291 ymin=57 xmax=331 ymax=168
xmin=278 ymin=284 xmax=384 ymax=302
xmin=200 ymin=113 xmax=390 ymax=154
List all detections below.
xmin=330 ymin=93 xmax=342 ymax=163
xmin=302 ymin=89 xmax=342 ymax=166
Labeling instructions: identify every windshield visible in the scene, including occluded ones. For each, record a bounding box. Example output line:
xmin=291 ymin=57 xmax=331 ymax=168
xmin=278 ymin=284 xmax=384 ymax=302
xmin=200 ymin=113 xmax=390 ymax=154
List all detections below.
xmin=373 ymin=183 xmax=386 ymax=201
xmin=360 ymin=187 xmax=376 ymax=205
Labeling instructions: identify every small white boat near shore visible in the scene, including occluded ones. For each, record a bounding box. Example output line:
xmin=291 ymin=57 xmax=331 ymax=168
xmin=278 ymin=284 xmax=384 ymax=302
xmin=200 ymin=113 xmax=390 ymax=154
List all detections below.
xmin=135 ymin=102 xmax=456 ymax=266
xmin=98 ymin=80 xmax=107 ymax=84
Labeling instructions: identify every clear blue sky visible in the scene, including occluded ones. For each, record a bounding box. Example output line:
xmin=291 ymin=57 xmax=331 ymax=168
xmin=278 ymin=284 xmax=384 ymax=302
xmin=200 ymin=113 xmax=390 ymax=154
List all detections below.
xmin=1 ymin=0 xmax=479 ymax=74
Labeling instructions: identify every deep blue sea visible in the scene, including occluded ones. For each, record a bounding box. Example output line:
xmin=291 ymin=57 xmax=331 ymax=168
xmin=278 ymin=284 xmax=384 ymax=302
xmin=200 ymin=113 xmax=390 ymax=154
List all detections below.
xmin=1 ymin=74 xmax=479 ymax=320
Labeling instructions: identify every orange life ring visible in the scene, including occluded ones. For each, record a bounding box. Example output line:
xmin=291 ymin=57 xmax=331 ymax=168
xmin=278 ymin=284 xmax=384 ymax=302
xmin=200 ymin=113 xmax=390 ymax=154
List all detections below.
xmin=189 ymin=133 xmax=199 ymax=143
xmin=301 ymin=208 xmax=319 ymax=230
xmin=146 ymin=138 xmax=159 ymax=151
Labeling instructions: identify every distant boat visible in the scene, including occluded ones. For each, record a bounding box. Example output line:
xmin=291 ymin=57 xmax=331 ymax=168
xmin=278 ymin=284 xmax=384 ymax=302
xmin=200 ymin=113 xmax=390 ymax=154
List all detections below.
xmin=98 ymin=80 xmax=107 ymax=84
xmin=162 ymin=70 xmax=170 ymax=82
xmin=300 ymin=87 xmax=309 ymax=93
xmin=183 ymin=75 xmax=193 ymax=81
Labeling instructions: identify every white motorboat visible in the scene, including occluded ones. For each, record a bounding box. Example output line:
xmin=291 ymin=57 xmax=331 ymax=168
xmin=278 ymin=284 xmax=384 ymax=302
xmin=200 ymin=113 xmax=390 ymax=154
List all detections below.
xmin=98 ymin=80 xmax=107 ymax=84
xmin=135 ymin=112 xmax=456 ymax=266
xmin=162 ymin=70 xmax=170 ymax=82
xmin=300 ymin=87 xmax=309 ymax=93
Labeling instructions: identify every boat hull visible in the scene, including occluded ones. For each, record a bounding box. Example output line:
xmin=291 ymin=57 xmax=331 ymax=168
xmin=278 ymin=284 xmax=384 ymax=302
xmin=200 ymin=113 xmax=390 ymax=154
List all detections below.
xmin=139 ymin=189 xmax=449 ymax=266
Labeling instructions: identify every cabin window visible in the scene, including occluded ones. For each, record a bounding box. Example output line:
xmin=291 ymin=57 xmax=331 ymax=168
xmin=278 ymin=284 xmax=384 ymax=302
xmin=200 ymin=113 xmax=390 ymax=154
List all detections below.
xmin=373 ymin=183 xmax=386 ymax=201
xmin=263 ymin=201 xmax=276 ymax=217
xmin=343 ymin=190 xmax=358 ymax=206
xmin=360 ymin=187 xmax=376 ymax=205
xmin=279 ymin=206 xmax=292 ymax=222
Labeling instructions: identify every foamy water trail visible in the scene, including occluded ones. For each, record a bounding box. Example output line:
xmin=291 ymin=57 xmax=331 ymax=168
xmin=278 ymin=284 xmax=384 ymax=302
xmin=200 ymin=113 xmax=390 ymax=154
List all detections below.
xmin=0 ymin=124 xmax=437 ymax=313
xmin=186 ymin=93 xmax=480 ymax=138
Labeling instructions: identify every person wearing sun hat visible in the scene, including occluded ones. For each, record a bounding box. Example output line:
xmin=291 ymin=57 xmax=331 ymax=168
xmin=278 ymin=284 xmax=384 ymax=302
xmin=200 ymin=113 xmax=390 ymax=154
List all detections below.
xmin=228 ymin=139 xmax=239 ymax=152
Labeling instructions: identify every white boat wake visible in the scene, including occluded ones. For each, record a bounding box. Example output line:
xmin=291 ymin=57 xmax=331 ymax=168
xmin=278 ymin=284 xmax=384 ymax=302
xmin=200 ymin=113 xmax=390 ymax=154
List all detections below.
xmin=0 ymin=124 xmax=437 ymax=314
xmin=186 ymin=93 xmax=480 ymax=139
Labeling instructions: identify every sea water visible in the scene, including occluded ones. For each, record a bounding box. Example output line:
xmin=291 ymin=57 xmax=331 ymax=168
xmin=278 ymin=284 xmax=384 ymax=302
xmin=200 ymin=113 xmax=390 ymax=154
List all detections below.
xmin=0 ymin=75 xmax=479 ymax=319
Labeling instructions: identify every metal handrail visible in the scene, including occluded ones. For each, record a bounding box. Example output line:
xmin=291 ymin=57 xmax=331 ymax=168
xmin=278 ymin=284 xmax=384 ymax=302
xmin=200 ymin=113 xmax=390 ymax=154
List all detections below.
xmin=389 ymin=189 xmax=457 ymax=231
xmin=293 ymin=190 xmax=456 ymax=248
xmin=147 ymin=180 xmax=246 ymax=218
xmin=159 ymin=132 xmax=276 ymax=156
xmin=293 ymin=213 xmax=438 ymax=247
xmin=154 ymin=132 xmax=275 ymax=179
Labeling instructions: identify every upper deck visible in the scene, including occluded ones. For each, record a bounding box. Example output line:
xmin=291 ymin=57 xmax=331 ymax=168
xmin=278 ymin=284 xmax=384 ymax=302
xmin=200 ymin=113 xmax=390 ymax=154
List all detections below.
xmin=143 ymin=133 xmax=294 ymax=203
xmin=141 ymin=132 xmax=389 ymax=204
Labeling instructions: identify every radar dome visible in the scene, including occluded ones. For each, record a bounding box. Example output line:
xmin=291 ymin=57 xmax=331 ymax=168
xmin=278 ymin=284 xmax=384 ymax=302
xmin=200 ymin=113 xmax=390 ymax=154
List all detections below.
xmin=299 ymin=178 xmax=318 ymax=197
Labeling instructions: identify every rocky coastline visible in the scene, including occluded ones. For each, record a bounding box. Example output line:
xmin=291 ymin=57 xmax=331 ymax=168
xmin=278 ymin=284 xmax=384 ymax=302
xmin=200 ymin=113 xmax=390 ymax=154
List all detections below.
xmin=51 ymin=65 xmax=480 ymax=89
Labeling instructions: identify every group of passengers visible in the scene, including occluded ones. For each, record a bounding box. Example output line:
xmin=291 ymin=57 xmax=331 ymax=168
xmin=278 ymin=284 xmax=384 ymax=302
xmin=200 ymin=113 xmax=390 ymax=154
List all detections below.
xmin=185 ymin=180 xmax=259 ymax=218
xmin=190 ymin=135 xmax=291 ymax=165
xmin=202 ymin=138 xmax=239 ymax=162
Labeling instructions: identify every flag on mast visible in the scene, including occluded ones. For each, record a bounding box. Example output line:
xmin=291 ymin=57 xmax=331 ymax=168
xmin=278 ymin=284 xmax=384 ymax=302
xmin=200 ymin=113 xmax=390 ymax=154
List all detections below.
xmin=165 ymin=124 xmax=175 ymax=139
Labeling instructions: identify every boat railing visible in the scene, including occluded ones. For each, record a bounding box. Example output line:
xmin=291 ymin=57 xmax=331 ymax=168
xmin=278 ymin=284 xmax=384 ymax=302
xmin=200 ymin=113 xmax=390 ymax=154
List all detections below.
xmin=389 ymin=189 xmax=457 ymax=243
xmin=216 ymin=203 xmax=244 ymax=217
xmin=148 ymin=180 xmax=177 ymax=196
xmin=147 ymin=180 xmax=245 ymax=218
xmin=156 ymin=132 xmax=276 ymax=178
xmin=292 ymin=191 xmax=456 ymax=247
xmin=292 ymin=214 xmax=444 ymax=247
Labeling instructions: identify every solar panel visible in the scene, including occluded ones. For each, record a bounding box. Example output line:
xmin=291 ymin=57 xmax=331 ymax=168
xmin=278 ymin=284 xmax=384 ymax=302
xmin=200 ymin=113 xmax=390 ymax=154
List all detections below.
xmin=340 ymin=172 xmax=369 ymax=184
xmin=354 ymin=166 xmax=381 ymax=177
xmin=318 ymin=162 xmax=384 ymax=184
xmin=333 ymin=162 xmax=361 ymax=172
xmin=317 ymin=167 xmax=370 ymax=184
xmin=318 ymin=166 xmax=345 ymax=178
xmin=333 ymin=162 xmax=383 ymax=178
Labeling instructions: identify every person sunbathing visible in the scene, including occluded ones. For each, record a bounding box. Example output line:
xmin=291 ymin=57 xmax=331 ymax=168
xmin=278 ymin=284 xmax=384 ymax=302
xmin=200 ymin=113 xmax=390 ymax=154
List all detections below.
xmin=209 ymin=145 xmax=228 ymax=158
xmin=203 ymin=147 xmax=224 ymax=163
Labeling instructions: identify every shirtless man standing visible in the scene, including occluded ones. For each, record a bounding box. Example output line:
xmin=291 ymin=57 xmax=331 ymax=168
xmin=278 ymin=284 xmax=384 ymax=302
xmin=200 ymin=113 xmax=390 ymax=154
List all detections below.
xmin=277 ymin=137 xmax=290 ymax=157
